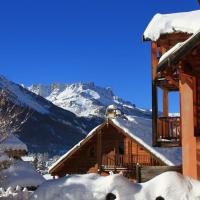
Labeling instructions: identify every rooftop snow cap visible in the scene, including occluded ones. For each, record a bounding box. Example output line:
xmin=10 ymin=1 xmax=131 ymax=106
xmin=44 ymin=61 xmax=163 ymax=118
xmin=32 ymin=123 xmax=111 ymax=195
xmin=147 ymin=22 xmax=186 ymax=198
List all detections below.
xmin=106 ymin=105 xmax=122 ymax=119
xmin=1 ymin=134 xmax=28 ymax=152
xmin=143 ymin=10 xmax=200 ymax=41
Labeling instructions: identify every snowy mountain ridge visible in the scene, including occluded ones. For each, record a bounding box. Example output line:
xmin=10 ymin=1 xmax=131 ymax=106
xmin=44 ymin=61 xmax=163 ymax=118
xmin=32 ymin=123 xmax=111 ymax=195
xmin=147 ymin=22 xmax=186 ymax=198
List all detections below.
xmin=0 ymin=75 xmax=101 ymax=156
xmin=28 ymin=82 xmax=151 ymax=118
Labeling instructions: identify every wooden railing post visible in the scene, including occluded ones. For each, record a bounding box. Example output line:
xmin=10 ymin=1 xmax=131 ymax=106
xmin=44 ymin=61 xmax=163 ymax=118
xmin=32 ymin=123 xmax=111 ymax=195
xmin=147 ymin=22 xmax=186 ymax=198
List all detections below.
xmin=152 ymin=42 xmax=158 ymax=146
xmin=97 ymin=131 xmax=102 ymax=173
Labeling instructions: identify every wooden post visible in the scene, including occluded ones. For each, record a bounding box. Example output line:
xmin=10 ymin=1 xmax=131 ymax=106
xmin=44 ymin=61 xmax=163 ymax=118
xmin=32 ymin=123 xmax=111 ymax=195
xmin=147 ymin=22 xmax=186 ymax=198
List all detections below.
xmin=97 ymin=131 xmax=102 ymax=173
xmin=152 ymin=42 xmax=158 ymax=146
xmin=163 ymin=89 xmax=168 ymax=117
xmin=136 ymin=164 xmax=141 ymax=183
xmin=179 ymin=72 xmax=197 ymax=179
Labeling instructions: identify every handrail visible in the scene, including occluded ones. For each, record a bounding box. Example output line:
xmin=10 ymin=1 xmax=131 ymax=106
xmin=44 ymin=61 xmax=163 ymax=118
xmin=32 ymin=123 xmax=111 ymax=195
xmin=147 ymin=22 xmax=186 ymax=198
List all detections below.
xmin=102 ymin=154 xmax=161 ymax=167
xmin=157 ymin=116 xmax=181 ymax=143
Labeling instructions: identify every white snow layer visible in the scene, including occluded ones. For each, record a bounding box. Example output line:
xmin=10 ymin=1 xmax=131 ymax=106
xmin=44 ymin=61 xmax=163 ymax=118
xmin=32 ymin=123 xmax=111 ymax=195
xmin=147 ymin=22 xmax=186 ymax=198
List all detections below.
xmin=112 ymin=116 xmax=181 ymax=165
xmin=158 ymin=28 xmax=200 ymax=64
xmin=0 ymin=160 xmax=45 ymax=189
xmin=30 ymin=172 xmax=200 ymax=200
xmin=0 ymin=75 xmax=49 ymax=114
xmin=28 ymin=82 xmax=146 ymax=118
xmin=0 ymin=187 xmax=33 ymax=200
xmin=1 ymin=135 xmax=28 ymax=152
xmin=159 ymin=42 xmax=183 ymax=63
xmin=0 ymin=154 xmax=9 ymax=162
xmin=144 ymin=10 xmax=200 ymax=41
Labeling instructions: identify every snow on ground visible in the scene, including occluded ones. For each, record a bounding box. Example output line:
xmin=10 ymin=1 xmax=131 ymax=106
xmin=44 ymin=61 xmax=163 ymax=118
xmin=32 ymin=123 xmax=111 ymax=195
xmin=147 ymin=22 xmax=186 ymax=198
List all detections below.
xmin=144 ymin=10 xmax=200 ymax=41
xmin=43 ymin=174 xmax=54 ymax=180
xmin=1 ymin=135 xmax=28 ymax=152
xmin=0 ymin=160 xmax=45 ymax=189
xmin=0 ymin=187 xmax=33 ymax=200
xmin=0 ymin=154 xmax=9 ymax=162
xmin=30 ymin=172 xmax=200 ymax=200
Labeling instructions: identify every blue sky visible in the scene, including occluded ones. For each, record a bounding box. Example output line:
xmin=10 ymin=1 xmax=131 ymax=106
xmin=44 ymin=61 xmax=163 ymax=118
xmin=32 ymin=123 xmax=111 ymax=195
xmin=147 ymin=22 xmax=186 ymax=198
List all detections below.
xmin=0 ymin=0 xmax=198 ymax=111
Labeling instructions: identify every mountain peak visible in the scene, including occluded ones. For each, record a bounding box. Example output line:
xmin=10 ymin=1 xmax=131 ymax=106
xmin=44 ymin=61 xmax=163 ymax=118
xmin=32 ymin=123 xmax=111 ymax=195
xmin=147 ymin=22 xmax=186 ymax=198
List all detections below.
xmin=28 ymin=82 xmax=150 ymax=118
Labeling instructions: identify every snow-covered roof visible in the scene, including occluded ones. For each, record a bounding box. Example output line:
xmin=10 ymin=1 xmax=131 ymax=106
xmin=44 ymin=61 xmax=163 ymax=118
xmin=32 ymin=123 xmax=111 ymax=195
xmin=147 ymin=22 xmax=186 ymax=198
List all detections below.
xmin=1 ymin=135 xmax=28 ymax=152
xmin=0 ymin=154 xmax=9 ymax=163
xmin=144 ymin=10 xmax=200 ymax=41
xmin=0 ymin=160 xmax=45 ymax=189
xmin=159 ymin=42 xmax=183 ymax=64
xmin=112 ymin=116 xmax=181 ymax=166
xmin=157 ymin=29 xmax=200 ymax=71
xmin=21 ymin=156 xmax=35 ymax=162
xmin=49 ymin=116 xmax=181 ymax=173
xmin=49 ymin=125 xmax=102 ymax=173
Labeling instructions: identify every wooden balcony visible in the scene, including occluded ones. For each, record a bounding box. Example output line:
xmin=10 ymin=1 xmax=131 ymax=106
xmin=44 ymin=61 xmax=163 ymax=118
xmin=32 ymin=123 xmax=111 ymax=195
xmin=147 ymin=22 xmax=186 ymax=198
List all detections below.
xmin=101 ymin=154 xmax=162 ymax=171
xmin=156 ymin=116 xmax=181 ymax=147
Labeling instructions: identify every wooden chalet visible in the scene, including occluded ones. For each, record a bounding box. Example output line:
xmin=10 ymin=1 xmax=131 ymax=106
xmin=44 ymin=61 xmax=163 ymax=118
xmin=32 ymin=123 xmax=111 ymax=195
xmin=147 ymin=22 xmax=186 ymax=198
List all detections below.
xmin=144 ymin=10 xmax=200 ymax=179
xmin=49 ymin=116 xmax=181 ymax=179
xmin=1 ymin=134 xmax=28 ymax=159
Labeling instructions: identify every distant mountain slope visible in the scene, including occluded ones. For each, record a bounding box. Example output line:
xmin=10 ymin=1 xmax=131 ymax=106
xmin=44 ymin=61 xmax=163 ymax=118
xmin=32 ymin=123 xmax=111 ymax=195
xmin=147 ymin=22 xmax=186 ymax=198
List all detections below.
xmin=0 ymin=76 xmax=101 ymax=156
xmin=28 ymin=82 xmax=151 ymax=118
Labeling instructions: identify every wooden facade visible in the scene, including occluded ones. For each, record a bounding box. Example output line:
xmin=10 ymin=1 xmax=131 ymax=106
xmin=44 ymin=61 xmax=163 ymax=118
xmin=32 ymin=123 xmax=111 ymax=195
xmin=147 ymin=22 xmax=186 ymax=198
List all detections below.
xmin=146 ymin=30 xmax=200 ymax=179
xmin=49 ymin=120 xmax=166 ymax=179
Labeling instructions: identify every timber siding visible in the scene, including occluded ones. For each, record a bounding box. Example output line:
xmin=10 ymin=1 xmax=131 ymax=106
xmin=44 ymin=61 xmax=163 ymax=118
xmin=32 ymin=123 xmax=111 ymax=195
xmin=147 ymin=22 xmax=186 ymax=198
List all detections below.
xmin=49 ymin=119 xmax=177 ymax=179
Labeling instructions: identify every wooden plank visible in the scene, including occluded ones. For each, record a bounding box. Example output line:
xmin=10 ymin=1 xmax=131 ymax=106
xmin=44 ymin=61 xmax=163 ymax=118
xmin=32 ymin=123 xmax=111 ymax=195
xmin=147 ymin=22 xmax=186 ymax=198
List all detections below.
xmin=97 ymin=131 xmax=102 ymax=172
xmin=139 ymin=166 xmax=182 ymax=183
xmin=163 ymin=89 xmax=168 ymax=117
xmin=151 ymin=42 xmax=158 ymax=146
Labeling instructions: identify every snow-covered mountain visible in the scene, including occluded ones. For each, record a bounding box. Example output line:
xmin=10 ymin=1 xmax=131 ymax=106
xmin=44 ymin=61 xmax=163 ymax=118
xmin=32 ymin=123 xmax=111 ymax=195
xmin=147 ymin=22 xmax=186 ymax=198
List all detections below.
xmin=28 ymin=82 xmax=151 ymax=119
xmin=0 ymin=76 xmax=100 ymax=156
xmin=0 ymin=75 xmax=152 ymax=157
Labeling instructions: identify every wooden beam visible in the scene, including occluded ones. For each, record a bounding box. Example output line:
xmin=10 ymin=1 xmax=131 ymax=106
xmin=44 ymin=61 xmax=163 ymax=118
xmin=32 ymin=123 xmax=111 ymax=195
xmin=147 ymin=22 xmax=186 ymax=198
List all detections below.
xmin=152 ymin=42 xmax=158 ymax=146
xmin=166 ymin=76 xmax=179 ymax=88
xmin=163 ymin=89 xmax=168 ymax=117
xmin=97 ymin=131 xmax=102 ymax=173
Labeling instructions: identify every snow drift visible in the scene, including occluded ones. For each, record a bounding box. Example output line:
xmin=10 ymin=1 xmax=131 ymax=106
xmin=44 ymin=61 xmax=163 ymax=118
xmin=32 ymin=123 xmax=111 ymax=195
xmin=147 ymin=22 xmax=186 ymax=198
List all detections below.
xmin=30 ymin=172 xmax=200 ymax=200
xmin=0 ymin=160 xmax=45 ymax=189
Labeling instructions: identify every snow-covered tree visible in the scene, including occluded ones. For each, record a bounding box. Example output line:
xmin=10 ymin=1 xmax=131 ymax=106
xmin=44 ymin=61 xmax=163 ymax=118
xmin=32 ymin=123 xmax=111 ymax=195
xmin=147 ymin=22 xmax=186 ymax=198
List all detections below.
xmin=0 ymin=89 xmax=31 ymax=142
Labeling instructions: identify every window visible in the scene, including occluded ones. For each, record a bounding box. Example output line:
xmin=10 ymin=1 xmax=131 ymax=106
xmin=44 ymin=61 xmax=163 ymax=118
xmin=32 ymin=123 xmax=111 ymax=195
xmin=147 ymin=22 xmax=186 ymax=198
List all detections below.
xmin=118 ymin=139 xmax=124 ymax=155
xmin=89 ymin=146 xmax=96 ymax=158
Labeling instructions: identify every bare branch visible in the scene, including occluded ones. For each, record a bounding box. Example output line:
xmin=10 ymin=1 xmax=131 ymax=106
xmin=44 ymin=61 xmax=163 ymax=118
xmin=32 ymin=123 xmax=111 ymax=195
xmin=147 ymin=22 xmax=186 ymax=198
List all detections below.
xmin=0 ymin=89 xmax=33 ymax=142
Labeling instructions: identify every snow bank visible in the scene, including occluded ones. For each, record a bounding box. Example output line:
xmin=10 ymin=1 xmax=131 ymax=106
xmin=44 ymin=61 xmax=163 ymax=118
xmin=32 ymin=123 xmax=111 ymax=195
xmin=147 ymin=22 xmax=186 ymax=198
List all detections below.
xmin=1 ymin=135 xmax=28 ymax=152
xmin=0 ymin=160 xmax=45 ymax=189
xmin=0 ymin=186 xmax=33 ymax=200
xmin=30 ymin=172 xmax=200 ymax=200
xmin=144 ymin=10 xmax=200 ymax=41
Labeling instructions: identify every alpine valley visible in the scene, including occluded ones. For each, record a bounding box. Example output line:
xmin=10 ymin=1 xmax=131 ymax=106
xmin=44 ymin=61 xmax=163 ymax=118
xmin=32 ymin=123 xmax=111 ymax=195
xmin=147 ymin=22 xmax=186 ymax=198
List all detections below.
xmin=0 ymin=75 xmax=151 ymax=156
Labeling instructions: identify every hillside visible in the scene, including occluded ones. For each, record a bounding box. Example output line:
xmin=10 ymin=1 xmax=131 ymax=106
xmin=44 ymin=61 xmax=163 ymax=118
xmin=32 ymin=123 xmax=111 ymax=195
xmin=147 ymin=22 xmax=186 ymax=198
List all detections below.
xmin=0 ymin=76 xmax=100 ymax=156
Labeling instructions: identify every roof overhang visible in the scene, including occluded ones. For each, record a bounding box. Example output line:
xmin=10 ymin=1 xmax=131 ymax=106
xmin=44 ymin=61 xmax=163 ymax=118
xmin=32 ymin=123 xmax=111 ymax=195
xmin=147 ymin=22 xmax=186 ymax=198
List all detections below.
xmin=157 ymin=30 xmax=200 ymax=73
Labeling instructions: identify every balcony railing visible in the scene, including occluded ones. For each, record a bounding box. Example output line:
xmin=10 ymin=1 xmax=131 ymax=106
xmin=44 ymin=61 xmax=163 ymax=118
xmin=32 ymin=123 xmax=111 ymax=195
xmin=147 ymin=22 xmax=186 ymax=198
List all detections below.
xmin=157 ymin=116 xmax=181 ymax=146
xmin=102 ymin=154 xmax=162 ymax=168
